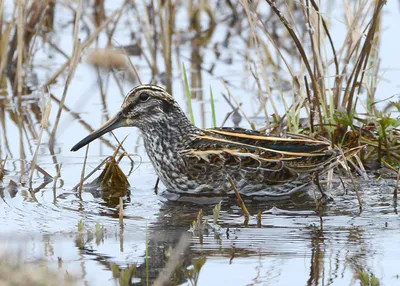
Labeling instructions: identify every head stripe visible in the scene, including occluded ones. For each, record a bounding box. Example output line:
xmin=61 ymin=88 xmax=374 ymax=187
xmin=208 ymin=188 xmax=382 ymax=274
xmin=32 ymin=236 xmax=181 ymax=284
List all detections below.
xmin=127 ymin=85 xmax=166 ymax=96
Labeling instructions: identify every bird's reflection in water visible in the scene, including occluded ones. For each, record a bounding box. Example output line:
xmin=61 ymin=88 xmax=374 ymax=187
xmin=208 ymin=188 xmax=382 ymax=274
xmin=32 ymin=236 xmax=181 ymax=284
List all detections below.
xmin=77 ymin=182 xmax=327 ymax=285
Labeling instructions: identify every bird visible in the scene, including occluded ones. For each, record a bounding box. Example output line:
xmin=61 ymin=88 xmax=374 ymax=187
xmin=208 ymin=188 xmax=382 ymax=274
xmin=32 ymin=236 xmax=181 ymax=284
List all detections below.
xmin=71 ymin=84 xmax=341 ymax=198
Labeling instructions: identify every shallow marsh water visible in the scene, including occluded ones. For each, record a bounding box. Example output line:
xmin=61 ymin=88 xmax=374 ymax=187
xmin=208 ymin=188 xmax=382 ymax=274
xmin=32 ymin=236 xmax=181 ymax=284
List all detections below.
xmin=1 ymin=1 xmax=400 ymax=285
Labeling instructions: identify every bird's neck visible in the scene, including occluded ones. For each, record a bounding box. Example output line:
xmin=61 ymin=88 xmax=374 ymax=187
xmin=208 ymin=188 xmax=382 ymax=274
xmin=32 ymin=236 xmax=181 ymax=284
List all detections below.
xmin=140 ymin=107 xmax=199 ymax=169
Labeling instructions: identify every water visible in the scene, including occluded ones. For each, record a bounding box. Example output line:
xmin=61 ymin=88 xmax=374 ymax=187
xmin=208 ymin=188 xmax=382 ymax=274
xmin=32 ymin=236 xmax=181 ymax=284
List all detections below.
xmin=1 ymin=1 xmax=400 ymax=285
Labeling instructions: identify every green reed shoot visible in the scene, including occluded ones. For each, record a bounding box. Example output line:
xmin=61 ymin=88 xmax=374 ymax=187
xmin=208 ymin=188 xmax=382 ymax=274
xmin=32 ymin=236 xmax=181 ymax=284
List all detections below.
xmin=213 ymin=201 xmax=221 ymax=224
xmin=77 ymin=219 xmax=84 ymax=232
xmin=182 ymin=63 xmax=195 ymax=124
xmin=210 ymin=86 xmax=217 ymax=128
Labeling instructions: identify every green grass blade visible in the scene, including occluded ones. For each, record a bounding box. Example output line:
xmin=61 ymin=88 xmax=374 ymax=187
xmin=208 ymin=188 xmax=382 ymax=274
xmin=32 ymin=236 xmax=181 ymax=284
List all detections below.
xmin=182 ymin=63 xmax=195 ymax=124
xmin=210 ymin=86 xmax=217 ymax=128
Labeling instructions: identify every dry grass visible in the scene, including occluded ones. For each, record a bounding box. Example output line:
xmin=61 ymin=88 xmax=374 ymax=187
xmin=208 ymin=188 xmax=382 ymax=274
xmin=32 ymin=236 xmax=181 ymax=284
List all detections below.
xmin=239 ymin=0 xmax=399 ymax=170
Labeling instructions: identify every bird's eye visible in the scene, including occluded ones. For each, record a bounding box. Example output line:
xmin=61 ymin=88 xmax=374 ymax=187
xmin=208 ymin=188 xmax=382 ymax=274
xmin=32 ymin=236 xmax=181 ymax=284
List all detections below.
xmin=139 ymin=92 xmax=150 ymax=102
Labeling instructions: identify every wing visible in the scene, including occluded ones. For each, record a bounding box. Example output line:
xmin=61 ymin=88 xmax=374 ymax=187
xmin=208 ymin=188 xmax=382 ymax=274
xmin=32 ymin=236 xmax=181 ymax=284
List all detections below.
xmin=180 ymin=128 xmax=338 ymax=184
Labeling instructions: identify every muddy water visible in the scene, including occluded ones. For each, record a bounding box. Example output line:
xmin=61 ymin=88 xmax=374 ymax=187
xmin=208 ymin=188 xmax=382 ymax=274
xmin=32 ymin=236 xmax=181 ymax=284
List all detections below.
xmin=1 ymin=1 xmax=400 ymax=286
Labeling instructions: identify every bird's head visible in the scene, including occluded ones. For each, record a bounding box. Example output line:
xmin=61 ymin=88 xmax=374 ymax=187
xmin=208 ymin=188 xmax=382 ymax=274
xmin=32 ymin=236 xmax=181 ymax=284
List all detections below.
xmin=71 ymin=84 xmax=179 ymax=151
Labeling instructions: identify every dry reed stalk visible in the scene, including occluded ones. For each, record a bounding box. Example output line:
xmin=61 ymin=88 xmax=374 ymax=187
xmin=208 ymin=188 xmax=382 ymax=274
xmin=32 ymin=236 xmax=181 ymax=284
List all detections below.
xmin=339 ymin=148 xmax=362 ymax=211
xmin=0 ymin=155 xmax=7 ymax=181
xmin=264 ymin=0 xmax=322 ymax=114
xmin=49 ymin=1 xmax=82 ymax=144
xmin=48 ymin=91 xmax=115 ymax=149
xmin=135 ymin=0 xmax=158 ymax=76
xmin=118 ymin=196 xmax=124 ymax=227
xmin=78 ymin=145 xmax=90 ymax=198
xmin=29 ymin=89 xmax=51 ymax=187
xmin=101 ymin=135 xmax=128 ymax=180
xmin=227 ymin=175 xmax=250 ymax=218
xmin=16 ymin=0 xmax=24 ymax=100
xmin=257 ymin=210 xmax=262 ymax=228
xmin=25 ymin=0 xmax=50 ymax=67
xmin=111 ymin=132 xmax=135 ymax=164
xmin=72 ymin=136 xmax=130 ymax=190
xmin=344 ymin=0 xmax=385 ymax=114
xmin=72 ymin=156 xmax=110 ymax=190
xmin=220 ymin=80 xmax=255 ymax=130
xmin=0 ymin=19 xmax=12 ymax=83
xmin=43 ymin=7 xmax=123 ymax=87
xmin=241 ymin=1 xmax=279 ymax=117
xmin=158 ymin=0 xmax=174 ymax=93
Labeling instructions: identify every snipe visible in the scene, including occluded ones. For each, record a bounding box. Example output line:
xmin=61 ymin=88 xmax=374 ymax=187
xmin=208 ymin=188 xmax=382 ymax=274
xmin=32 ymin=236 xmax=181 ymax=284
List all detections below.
xmin=71 ymin=85 xmax=340 ymax=197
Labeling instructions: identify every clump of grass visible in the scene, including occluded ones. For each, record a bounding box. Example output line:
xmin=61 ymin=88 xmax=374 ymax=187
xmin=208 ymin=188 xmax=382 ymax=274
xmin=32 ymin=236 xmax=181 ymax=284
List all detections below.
xmin=110 ymin=263 xmax=137 ymax=286
xmin=75 ymin=220 xmax=106 ymax=248
xmin=190 ymin=209 xmax=206 ymax=233
xmin=357 ymin=269 xmax=380 ymax=286
xmin=184 ymin=257 xmax=206 ymax=286
xmin=240 ymin=0 xmax=398 ymax=179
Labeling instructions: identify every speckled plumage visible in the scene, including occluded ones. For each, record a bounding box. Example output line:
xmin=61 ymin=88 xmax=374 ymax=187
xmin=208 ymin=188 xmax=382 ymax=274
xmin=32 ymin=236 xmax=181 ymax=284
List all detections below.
xmin=72 ymin=84 xmax=341 ymax=197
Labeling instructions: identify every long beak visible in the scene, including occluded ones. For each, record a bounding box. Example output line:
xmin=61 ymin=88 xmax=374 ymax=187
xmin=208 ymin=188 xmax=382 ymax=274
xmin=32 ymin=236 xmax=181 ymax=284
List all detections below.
xmin=71 ymin=111 xmax=126 ymax=151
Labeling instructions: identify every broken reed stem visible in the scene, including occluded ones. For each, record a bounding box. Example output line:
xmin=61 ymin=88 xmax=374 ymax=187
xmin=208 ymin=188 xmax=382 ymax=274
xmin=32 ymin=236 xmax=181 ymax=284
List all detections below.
xmin=227 ymin=175 xmax=250 ymax=218
xmin=102 ymin=135 xmax=129 ymax=180
xmin=78 ymin=144 xmax=90 ymax=198
xmin=72 ymin=156 xmax=110 ymax=189
xmin=111 ymin=132 xmax=135 ymax=164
